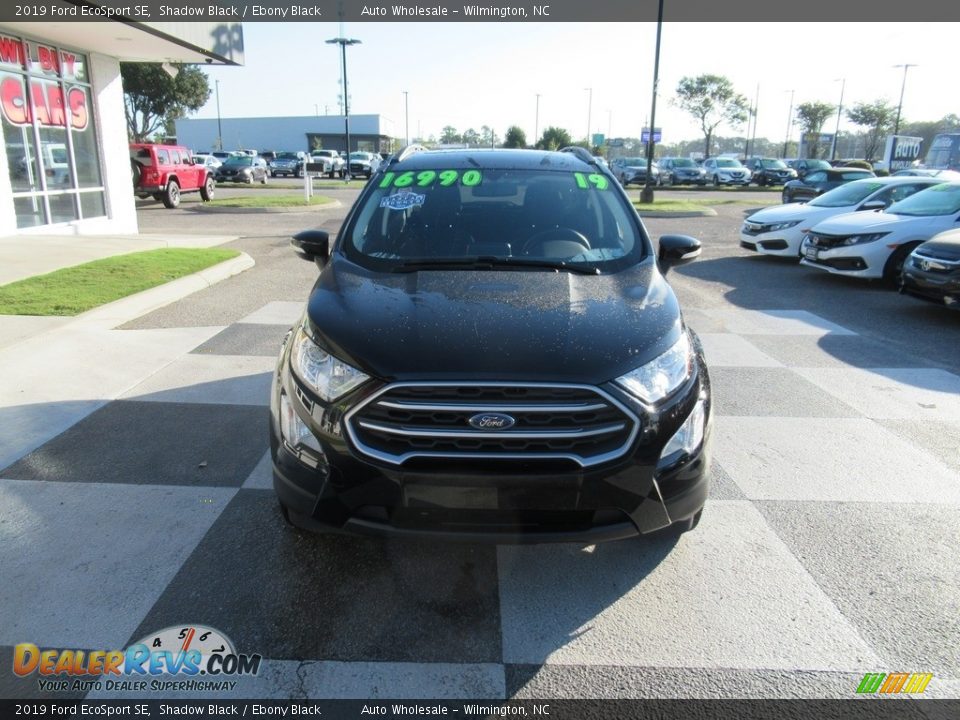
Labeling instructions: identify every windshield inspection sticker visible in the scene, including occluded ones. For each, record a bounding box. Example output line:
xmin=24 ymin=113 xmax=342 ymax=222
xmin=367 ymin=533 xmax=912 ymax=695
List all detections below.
xmin=380 ymin=191 xmax=426 ymax=210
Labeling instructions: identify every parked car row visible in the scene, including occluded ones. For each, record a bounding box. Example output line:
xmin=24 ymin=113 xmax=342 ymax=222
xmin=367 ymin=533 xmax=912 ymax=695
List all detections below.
xmin=740 ymin=177 xmax=960 ymax=308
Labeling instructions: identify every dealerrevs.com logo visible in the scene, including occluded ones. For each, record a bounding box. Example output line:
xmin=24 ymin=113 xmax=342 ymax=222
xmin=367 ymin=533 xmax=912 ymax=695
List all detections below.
xmin=13 ymin=625 xmax=261 ymax=693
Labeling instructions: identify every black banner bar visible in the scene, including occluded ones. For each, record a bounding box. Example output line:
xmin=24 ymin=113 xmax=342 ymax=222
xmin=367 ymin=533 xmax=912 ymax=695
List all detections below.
xmin=1 ymin=699 xmax=958 ymax=720
xmin=2 ymin=0 xmax=960 ymax=22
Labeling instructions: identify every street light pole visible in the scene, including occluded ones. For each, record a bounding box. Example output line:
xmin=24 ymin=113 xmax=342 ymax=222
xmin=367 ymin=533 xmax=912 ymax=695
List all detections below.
xmin=782 ymin=89 xmax=795 ymax=159
xmin=892 ymin=64 xmax=917 ymax=136
xmin=585 ymin=87 xmax=593 ymax=146
xmin=745 ymin=83 xmax=759 ymax=159
xmin=640 ymin=0 xmax=663 ymax=204
xmin=215 ymin=79 xmax=223 ymax=151
xmin=403 ymin=91 xmax=409 ymax=145
xmin=534 ymin=93 xmax=540 ymax=148
xmin=831 ymin=78 xmax=845 ymax=161
xmin=326 ymin=36 xmax=361 ymax=180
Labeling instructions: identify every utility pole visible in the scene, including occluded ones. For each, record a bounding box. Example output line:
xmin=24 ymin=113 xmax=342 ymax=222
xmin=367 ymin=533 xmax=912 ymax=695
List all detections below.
xmin=215 ymin=79 xmax=223 ymax=151
xmin=783 ymin=89 xmax=795 ymax=159
xmin=831 ymin=79 xmax=845 ymax=161
xmin=534 ymin=93 xmax=540 ymax=147
xmin=640 ymin=0 xmax=664 ymax=204
xmin=403 ymin=90 xmax=409 ymax=145
xmin=892 ymin=64 xmax=917 ymax=135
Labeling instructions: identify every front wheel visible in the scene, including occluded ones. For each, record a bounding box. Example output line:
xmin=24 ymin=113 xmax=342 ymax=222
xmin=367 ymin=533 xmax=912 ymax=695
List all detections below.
xmin=261 ymin=172 xmax=268 ymax=185
xmin=883 ymin=243 xmax=918 ymax=286
xmin=200 ymin=175 xmax=215 ymax=201
xmin=162 ymin=180 xmax=180 ymax=209
xmin=782 ymin=191 xmax=791 ymax=203
xmin=713 ymin=175 xmax=721 ymax=187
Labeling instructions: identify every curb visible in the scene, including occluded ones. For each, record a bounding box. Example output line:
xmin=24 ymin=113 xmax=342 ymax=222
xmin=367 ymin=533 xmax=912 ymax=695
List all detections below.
xmin=71 ymin=252 xmax=255 ymax=330
xmin=188 ymin=199 xmax=341 ymax=214
xmin=636 ymin=208 xmax=718 ymax=218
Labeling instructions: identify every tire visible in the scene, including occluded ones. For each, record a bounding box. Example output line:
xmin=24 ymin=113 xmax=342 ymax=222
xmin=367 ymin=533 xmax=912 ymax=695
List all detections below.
xmin=758 ymin=175 xmax=767 ymax=187
xmin=162 ymin=180 xmax=180 ymax=209
xmin=131 ymin=160 xmax=142 ymax=186
xmin=883 ymin=243 xmax=919 ymax=286
xmin=713 ymin=175 xmax=721 ymax=187
xmin=328 ymin=169 xmax=336 ymax=179
xmin=261 ymin=172 xmax=268 ymax=185
xmin=339 ymin=169 xmax=346 ymax=179
xmin=296 ymin=168 xmax=303 ymax=178
xmin=270 ymin=171 xmax=276 ymax=178
xmin=199 ymin=175 xmax=215 ymax=201
xmin=782 ymin=190 xmax=791 ymax=204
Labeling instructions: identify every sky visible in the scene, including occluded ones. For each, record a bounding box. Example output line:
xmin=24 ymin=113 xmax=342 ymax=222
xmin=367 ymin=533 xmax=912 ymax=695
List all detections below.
xmin=193 ymin=22 xmax=957 ymax=147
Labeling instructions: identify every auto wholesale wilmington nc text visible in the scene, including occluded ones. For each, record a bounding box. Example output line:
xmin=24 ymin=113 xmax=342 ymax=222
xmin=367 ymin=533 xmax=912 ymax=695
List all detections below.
xmin=361 ymin=5 xmax=550 ymax=17
xmin=362 ymin=705 xmax=550 ymax=716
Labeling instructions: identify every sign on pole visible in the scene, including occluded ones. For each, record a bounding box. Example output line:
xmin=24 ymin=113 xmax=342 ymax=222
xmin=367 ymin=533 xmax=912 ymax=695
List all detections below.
xmin=641 ymin=128 xmax=662 ymax=143
xmin=883 ymin=135 xmax=924 ymax=172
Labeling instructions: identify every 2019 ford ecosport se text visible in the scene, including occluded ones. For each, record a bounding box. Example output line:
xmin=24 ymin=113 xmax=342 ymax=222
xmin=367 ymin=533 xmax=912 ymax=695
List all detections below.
xmin=269 ymin=146 xmax=711 ymax=543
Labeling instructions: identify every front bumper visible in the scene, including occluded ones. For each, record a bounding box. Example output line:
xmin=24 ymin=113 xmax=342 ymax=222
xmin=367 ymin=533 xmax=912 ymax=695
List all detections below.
xmin=269 ymin=337 xmax=711 ymax=543
xmin=799 ymin=241 xmax=884 ymax=278
xmin=716 ymin=175 xmax=750 ymax=185
xmin=739 ymin=228 xmax=804 ymax=256
xmin=900 ymin=267 xmax=960 ymax=307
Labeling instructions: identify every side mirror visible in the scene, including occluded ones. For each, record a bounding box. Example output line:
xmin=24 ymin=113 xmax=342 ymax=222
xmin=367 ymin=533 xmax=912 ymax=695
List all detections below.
xmin=291 ymin=229 xmax=330 ymax=268
xmin=859 ymin=200 xmax=886 ymax=212
xmin=658 ymin=234 xmax=701 ymax=274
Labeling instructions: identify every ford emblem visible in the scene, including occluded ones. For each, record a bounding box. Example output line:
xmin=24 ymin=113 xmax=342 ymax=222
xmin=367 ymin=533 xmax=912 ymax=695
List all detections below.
xmin=468 ymin=413 xmax=516 ymax=430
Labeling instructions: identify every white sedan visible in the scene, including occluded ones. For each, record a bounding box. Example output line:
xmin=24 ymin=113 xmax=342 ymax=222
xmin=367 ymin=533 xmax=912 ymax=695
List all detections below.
xmin=740 ymin=177 xmax=940 ymax=258
xmin=800 ymin=182 xmax=960 ymax=283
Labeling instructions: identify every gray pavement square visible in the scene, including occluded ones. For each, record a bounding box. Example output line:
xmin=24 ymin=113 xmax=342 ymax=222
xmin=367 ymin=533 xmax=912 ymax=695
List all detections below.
xmin=130 ymin=490 xmax=503 ymax=664
xmin=0 ymin=401 xmax=268 ymax=488
xmin=0 ymin=479 xmax=235 ymax=649
xmin=120 ymin=354 xmax=273 ymax=406
xmin=191 ymin=323 xmax=291 ymax=357
xmin=745 ymin=334 xmax=929 ymax=369
xmin=757 ymin=501 xmax=960 ymax=679
xmin=709 ymin=367 xmax=861 ymax=417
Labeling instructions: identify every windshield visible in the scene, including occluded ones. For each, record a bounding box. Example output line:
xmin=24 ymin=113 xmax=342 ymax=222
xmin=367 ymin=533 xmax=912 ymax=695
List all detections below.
xmin=809 ymin=180 xmax=885 ymax=208
xmin=806 ymin=160 xmax=831 ymax=171
xmin=350 ymin=153 xmax=371 ymax=160
xmin=887 ymin=183 xmax=960 ymax=217
xmin=760 ymin=159 xmax=787 ymax=169
xmin=715 ymin=159 xmax=743 ymax=168
xmin=623 ymin=158 xmax=648 ymax=166
xmin=672 ymin=159 xmax=696 ymax=168
xmin=224 ymin=157 xmax=253 ymax=167
xmin=276 ymin=152 xmax=299 ymax=160
xmin=344 ymin=167 xmax=645 ymax=272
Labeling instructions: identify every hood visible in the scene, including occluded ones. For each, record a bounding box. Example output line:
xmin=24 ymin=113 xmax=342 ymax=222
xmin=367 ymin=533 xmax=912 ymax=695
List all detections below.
xmin=917 ymin=232 xmax=960 ymax=259
xmin=747 ymin=202 xmax=823 ymax=223
xmin=305 ymin=258 xmax=682 ymax=384
xmin=811 ymin=211 xmax=921 ymax=235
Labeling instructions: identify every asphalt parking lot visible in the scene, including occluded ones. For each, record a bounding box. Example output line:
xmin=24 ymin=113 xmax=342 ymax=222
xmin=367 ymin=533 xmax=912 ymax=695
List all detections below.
xmin=2 ymin=186 xmax=958 ymax=701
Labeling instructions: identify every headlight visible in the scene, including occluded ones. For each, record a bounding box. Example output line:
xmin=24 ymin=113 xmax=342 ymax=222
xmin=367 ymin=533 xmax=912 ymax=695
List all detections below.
xmin=615 ymin=332 xmax=693 ymax=404
xmin=841 ymin=232 xmax=889 ymax=246
xmin=290 ymin=326 xmax=370 ymax=402
xmin=659 ymin=396 xmax=707 ymax=466
xmin=766 ymin=220 xmax=803 ymax=232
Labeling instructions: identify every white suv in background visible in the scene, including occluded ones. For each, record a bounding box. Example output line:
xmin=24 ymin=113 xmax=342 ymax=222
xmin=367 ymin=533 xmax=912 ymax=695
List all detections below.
xmin=702 ymin=157 xmax=750 ymax=186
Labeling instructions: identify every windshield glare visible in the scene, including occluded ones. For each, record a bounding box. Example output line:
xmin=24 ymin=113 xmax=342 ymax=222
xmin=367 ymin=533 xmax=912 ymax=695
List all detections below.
xmin=761 ymin=159 xmax=787 ymax=169
xmin=715 ymin=159 xmax=743 ymax=168
xmin=346 ymin=168 xmax=644 ymax=271
xmin=810 ymin=180 xmax=885 ymax=208
xmin=224 ymin=157 xmax=252 ymax=166
xmin=887 ymin=183 xmax=960 ymax=216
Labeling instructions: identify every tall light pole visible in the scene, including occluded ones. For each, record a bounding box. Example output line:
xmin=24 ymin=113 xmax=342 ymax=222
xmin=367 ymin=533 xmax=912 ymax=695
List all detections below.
xmin=402 ymin=91 xmax=409 ymax=145
xmin=640 ymin=0 xmax=663 ymax=204
xmin=745 ymin=83 xmax=759 ymax=159
xmin=585 ymin=87 xmax=593 ymax=146
xmin=831 ymin=78 xmax=845 ymax=161
xmin=534 ymin=93 xmax=541 ymax=147
xmin=214 ymin=79 xmax=223 ymax=151
xmin=892 ymin=64 xmax=917 ymax=136
xmin=783 ymin=89 xmax=795 ymax=159
xmin=326 ymin=36 xmax=361 ymax=179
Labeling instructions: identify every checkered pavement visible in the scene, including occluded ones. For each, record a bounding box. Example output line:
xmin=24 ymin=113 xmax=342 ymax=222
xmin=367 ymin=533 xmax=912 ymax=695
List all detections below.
xmin=1 ymin=301 xmax=958 ymax=700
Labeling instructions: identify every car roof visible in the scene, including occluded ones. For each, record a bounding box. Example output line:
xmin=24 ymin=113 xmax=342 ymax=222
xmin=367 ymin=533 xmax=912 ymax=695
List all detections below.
xmin=392 ymin=148 xmax=595 ymax=172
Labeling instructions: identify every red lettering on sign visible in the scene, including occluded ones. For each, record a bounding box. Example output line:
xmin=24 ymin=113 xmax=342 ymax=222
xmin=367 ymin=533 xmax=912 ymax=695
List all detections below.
xmin=30 ymin=81 xmax=50 ymax=124
xmin=0 ymin=36 xmax=25 ymax=67
xmin=37 ymin=46 xmax=60 ymax=75
xmin=68 ymin=87 xmax=87 ymax=130
xmin=46 ymin=84 xmax=65 ymax=126
xmin=61 ymin=52 xmax=76 ymax=78
xmin=0 ymin=76 xmax=28 ymax=124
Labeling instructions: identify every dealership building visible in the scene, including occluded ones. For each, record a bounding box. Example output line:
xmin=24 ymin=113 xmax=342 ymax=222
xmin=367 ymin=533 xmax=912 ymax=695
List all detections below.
xmin=0 ymin=21 xmax=243 ymax=237
xmin=175 ymin=114 xmax=397 ymax=157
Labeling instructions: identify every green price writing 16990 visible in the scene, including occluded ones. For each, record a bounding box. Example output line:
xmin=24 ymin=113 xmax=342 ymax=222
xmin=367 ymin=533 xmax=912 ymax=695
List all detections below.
xmin=379 ymin=170 xmax=483 ymax=188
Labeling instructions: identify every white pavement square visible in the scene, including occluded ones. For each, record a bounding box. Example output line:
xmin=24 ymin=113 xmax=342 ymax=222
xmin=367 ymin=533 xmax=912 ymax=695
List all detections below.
xmin=238 ymin=301 xmax=304 ymax=326
xmin=697 ymin=333 xmax=784 ymax=367
xmin=701 ymin=309 xmax=857 ymax=336
xmin=0 ymin=479 xmax=236 ymax=649
xmin=713 ymin=416 xmax=960 ymax=503
xmin=793 ymin=367 xmax=960 ymax=425
xmin=120 ymin=354 xmax=275 ymax=406
xmin=497 ymin=501 xmax=880 ymax=671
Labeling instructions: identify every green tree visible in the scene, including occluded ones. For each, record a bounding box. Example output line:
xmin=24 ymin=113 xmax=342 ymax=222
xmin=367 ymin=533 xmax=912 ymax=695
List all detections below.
xmin=440 ymin=125 xmax=462 ymax=144
xmin=462 ymin=128 xmax=480 ymax=146
xmin=121 ymin=63 xmax=211 ymax=142
xmin=535 ymin=126 xmax=572 ymax=150
xmin=480 ymin=125 xmax=499 ymax=148
xmin=503 ymin=125 xmax=527 ymax=148
xmin=846 ymin=100 xmax=897 ymax=161
xmin=795 ymin=101 xmax=836 ymax=158
xmin=673 ymin=74 xmax=749 ymax=158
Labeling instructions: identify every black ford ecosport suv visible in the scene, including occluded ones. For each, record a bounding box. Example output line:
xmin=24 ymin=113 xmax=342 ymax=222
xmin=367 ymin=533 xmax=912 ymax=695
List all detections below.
xmin=270 ymin=146 xmax=711 ymax=543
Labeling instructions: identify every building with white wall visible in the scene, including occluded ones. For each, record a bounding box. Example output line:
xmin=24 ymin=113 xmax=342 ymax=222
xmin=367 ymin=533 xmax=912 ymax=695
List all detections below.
xmin=0 ymin=20 xmax=243 ymax=237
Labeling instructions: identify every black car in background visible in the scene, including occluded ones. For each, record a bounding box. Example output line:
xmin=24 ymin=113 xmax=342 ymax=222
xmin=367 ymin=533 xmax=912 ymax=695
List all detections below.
xmin=744 ymin=157 xmax=797 ymax=186
xmin=272 ymin=146 xmax=711 ymax=543
xmin=215 ymin=155 xmax=269 ymax=184
xmin=781 ymin=167 xmax=875 ymax=203
xmin=900 ymin=229 xmax=960 ymax=308
xmin=658 ymin=157 xmax=707 ymax=186
xmin=787 ymin=158 xmax=831 ymax=179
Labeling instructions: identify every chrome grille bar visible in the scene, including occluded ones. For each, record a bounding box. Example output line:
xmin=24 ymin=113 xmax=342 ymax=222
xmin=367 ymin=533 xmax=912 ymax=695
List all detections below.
xmin=357 ymin=420 xmax=626 ymax=440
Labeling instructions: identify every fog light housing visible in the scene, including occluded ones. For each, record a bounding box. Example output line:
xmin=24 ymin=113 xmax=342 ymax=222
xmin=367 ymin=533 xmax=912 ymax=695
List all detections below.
xmin=658 ymin=396 xmax=706 ymax=469
xmin=279 ymin=391 xmax=325 ymax=467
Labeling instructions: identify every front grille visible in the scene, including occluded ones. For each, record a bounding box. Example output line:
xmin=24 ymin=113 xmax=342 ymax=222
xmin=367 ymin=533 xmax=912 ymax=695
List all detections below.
xmin=344 ymin=382 xmax=639 ymax=468
xmin=808 ymin=233 xmax=847 ymax=248
xmin=912 ymin=251 xmax=960 ymax=275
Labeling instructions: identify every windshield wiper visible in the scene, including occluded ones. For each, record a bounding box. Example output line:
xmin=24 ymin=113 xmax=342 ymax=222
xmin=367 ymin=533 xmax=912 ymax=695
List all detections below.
xmin=390 ymin=256 xmax=600 ymax=275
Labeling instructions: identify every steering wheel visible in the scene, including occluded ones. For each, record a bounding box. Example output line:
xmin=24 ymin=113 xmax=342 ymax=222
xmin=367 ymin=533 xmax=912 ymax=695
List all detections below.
xmin=521 ymin=227 xmax=592 ymax=256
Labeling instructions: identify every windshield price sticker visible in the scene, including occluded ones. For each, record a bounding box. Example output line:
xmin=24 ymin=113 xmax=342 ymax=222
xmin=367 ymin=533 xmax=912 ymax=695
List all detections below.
xmin=380 ymin=169 xmax=483 ymax=188
xmin=573 ymin=172 xmax=609 ymax=190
